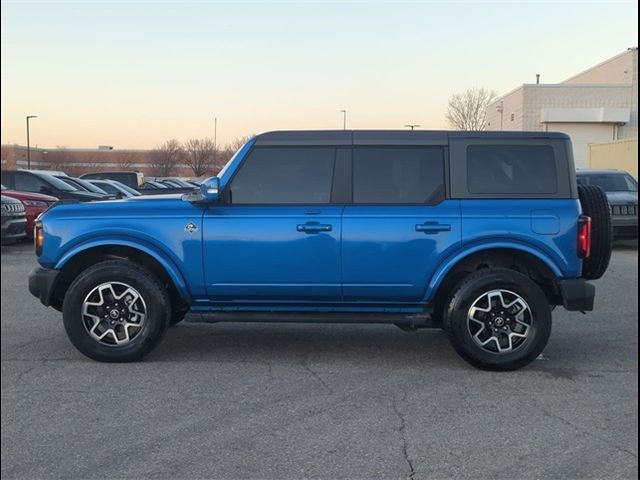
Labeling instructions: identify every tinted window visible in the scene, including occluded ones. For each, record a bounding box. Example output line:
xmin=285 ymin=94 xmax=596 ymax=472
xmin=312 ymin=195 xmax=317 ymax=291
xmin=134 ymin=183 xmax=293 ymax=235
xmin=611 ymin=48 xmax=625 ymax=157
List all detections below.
xmin=230 ymin=148 xmax=335 ymax=204
xmin=95 ymin=182 xmax=118 ymax=194
xmin=353 ymin=147 xmax=445 ymax=204
xmin=14 ymin=174 xmax=50 ymax=194
xmin=467 ymin=145 xmax=557 ymax=194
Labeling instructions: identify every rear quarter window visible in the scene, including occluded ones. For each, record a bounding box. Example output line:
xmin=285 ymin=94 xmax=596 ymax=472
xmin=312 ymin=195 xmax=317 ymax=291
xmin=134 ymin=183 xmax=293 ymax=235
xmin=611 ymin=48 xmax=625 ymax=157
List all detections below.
xmin=467 ymin=145 xmax=557 ymax=195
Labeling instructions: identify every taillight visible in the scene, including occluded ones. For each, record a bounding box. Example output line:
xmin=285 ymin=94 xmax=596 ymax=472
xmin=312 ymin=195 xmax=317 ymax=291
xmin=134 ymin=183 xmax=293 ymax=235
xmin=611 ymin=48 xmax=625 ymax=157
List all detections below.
xmin=578 ymin=215 xmax=591 ymax=259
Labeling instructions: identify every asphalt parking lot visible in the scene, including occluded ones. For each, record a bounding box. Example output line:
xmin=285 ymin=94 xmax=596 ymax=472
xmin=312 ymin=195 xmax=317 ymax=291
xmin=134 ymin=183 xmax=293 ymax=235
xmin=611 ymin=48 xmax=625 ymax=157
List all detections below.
xmin=1 ymin=242 xmax=638 ymax=480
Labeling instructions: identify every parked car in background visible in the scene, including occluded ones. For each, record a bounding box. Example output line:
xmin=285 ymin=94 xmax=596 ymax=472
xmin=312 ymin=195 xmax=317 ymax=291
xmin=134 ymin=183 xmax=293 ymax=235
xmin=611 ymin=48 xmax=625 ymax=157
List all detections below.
xmin=139 ymin=180 xmax=168 ymax=190
xmin=53 ymin=175 xmax=111 ymax=197
xmin=1 ymin=194 xmax=27 ymax=244
xmin=156 ymin=178 xmax=197 ymax=189
xmin=80 ymin=171 xmax=145 ymax=189
xmin=577 ymin=169 xmax=638 ymax=239
xmin=136 ymin=179 xmax=194 ymax=195
xmin=1 ymin=185 xmax=57 ymax=239
xmin=1 ymin=170 xmax=105 ymax=202
xmin=86 ymin=179 xmax=141 ymax=198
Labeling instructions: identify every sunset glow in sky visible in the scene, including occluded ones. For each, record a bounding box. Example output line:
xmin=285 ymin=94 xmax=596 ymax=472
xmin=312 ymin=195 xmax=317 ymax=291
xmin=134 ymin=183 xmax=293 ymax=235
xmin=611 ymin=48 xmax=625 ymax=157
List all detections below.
xmin=1 ymin=0 xmax=638 ymax=149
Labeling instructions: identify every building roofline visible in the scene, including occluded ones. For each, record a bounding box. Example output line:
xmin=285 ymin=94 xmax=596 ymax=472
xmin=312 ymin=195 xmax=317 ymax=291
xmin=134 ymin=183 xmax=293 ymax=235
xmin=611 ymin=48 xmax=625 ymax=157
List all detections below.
xmin=561 ymin=48 xmax=637 ymax=84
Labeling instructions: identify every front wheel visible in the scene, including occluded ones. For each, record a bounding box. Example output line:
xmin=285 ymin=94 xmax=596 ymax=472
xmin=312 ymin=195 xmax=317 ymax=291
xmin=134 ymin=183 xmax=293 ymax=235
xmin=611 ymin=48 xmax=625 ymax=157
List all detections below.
xmin=62 ymin=260 xmax=170 ymax=362
xmin=443 ymin=268 xmax=552 ymax=371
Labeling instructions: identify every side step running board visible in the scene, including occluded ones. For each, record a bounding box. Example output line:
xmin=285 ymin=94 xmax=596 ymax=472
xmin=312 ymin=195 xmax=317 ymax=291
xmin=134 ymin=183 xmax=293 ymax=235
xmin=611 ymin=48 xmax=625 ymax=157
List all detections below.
xmin=185 ymin=311 xmax=441 ymax=329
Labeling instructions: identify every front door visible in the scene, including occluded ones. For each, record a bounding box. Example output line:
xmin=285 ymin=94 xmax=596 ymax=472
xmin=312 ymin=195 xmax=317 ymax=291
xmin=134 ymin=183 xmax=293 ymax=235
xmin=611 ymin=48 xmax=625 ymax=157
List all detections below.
xmin=203 ymin=146 xmax=343 ymax=302
xmin=342 ymin=146 xmax=461 ymax=302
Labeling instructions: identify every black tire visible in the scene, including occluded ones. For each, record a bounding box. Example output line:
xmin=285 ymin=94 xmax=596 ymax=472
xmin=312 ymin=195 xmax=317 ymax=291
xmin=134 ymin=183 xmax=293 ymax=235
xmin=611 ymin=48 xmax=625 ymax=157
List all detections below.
xmin=578 ymin=184 xmax=612 ymax=280
xmin=62 ymin=260 xmax=170 ymax=362
xmin=443 ymin=268 xmax=552 ymax=371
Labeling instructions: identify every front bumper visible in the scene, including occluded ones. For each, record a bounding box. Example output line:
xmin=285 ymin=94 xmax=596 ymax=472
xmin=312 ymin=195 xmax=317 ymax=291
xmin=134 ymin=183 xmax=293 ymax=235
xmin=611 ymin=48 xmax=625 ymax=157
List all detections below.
xmin=1 ymin=215 xmax=27 ymax=243
xmin=611 ymin=215 xmax=638 ymax=238
xmin=559 ymin=279 xmax=595 ymax=311
xmin=28 ymin=266 xmax=60 ymax=308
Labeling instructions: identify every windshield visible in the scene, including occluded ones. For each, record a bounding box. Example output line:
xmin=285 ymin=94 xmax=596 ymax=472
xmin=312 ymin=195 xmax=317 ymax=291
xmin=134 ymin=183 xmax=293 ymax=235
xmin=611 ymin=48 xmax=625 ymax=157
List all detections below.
xmin=73 ymin=177 xmax=108 ymax=194
xmin=39 ymin=173 xmax=81 ymax=191
xmin=111 ymin=181 xmax=141 ymax=196
xmin=579 ymin=173 xmax=638 ymax=192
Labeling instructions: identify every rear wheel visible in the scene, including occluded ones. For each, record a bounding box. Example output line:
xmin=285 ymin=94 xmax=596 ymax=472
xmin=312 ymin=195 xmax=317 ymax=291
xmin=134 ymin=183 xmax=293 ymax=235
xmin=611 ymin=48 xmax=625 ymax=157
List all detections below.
xmin=444 ymin=268 xmax=552 ymax=371
xmin=63 ymin=260 xmax=170 ymax=362
xmin=578 ymin=184 xmax=612 ymax=280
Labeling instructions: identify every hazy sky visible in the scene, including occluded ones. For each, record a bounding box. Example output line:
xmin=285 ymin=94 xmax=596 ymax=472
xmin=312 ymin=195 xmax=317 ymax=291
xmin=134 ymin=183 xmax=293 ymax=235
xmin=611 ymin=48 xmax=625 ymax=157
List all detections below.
xmin=1 ymin=0 xmax=637 ymax=149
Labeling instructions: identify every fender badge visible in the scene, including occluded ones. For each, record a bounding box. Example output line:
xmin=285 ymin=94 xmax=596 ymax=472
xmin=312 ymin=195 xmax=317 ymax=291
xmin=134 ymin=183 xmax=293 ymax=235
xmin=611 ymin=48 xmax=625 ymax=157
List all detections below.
xmin=185 ymin=222 xmax=198 ymax=234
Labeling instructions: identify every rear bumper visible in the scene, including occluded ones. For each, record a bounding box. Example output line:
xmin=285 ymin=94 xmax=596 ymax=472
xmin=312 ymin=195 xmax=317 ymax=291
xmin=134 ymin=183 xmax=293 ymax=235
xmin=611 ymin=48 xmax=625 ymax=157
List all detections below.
xmin=28 ymin=266 xmax=60 ymax=308
xmin=559 ymin=279 xmax=595 ymax=311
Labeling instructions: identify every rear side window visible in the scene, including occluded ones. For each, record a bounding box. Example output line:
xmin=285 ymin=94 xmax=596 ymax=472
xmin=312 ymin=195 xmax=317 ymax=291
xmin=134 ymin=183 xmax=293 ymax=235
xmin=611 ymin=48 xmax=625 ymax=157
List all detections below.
xmin=353 ymin=147 xmax=445 ymax=204
xmin=230 ymin=147 xmax=335 ymax=204
xmin=467 ymin=145 xmax=557 ymax=194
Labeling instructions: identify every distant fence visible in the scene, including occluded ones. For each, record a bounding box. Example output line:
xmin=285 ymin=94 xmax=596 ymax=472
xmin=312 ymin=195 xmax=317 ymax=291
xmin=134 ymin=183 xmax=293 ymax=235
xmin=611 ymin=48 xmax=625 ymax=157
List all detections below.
xmin=589 ymin=137 xmax=638 ymax=179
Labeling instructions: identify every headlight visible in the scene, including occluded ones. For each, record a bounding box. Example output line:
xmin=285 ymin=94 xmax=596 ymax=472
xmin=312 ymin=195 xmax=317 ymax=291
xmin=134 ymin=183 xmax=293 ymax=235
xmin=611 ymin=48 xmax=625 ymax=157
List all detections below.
xmin=23 ymin=200 xmax=49 ymax=207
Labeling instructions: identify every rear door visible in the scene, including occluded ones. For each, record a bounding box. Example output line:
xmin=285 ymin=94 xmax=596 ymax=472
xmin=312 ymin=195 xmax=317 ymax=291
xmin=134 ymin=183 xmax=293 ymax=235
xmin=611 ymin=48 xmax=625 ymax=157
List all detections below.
xmin=202 ymin=146 xmax=346 ymax=302
xmin=342 ymin=144 xmax=462 ymax=302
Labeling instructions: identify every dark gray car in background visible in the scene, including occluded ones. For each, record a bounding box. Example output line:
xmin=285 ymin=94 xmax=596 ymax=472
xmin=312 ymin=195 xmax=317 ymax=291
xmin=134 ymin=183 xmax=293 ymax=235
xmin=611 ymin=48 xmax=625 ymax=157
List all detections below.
xmin=577 ymin=169 xmax=638 ymax=239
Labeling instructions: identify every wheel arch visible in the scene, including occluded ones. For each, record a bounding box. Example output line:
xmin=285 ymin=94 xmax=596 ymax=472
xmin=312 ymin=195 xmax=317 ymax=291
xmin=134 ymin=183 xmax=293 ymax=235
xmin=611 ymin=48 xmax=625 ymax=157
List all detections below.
xmin=426 ymin=244 xmax=563 ymax=312
xmin=49 ymin=241 xmax=190 ymax=312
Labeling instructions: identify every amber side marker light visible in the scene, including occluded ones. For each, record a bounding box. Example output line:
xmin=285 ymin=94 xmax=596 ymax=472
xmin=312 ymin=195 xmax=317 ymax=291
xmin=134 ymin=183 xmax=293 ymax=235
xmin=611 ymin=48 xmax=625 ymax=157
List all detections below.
xmin=35 ymin=222 xmax=44 ymax=257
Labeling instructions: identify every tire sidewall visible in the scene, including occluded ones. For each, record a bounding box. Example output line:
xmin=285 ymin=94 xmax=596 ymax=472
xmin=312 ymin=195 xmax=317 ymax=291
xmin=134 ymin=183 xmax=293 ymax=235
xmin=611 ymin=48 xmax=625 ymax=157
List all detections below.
xmin=446 ymin=270 xmax=552 ymax=370
xmin=63 ymin=263 xmax=169 ymax=362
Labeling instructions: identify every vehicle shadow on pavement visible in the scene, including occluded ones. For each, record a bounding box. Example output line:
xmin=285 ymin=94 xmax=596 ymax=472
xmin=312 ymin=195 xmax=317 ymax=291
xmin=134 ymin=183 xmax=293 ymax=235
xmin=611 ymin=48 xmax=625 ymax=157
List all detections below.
xmin=149 ymin=323 xmax=465 ymax=367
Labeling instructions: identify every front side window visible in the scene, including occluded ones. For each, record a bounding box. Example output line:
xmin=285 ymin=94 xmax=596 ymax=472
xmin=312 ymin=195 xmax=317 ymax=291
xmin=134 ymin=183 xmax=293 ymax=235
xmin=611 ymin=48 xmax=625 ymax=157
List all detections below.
xmin=467 ymin=145 xmax=557 ymax=194
xmin=229 ymin=147 xmax=335 ymax=204
xmin=352 ymin=147 xmax=445 ymax=204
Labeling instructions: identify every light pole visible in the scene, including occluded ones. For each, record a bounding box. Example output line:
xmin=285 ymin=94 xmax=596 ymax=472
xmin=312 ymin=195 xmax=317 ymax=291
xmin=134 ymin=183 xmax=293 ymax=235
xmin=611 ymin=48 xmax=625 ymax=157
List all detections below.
xmin=404 ymin=124 xmax=420 ymax=131
xmin=26 ymin=115 xmax=38 ymax=169
xmin=340 ymin=110 xmax=347 ymax=130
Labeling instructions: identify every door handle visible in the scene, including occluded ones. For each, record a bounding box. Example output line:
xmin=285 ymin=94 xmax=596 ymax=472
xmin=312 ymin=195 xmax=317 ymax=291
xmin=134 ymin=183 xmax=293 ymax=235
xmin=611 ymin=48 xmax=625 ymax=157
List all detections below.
xmin=297 ymin=222 xmax=332 ymax=233
xmin=415 ymin=222 xmax=451 ymax=233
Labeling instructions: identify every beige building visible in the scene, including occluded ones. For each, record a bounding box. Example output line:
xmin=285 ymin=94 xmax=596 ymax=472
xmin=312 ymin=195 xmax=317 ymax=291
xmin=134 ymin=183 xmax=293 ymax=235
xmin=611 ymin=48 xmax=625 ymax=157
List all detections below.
xmin=486 ymin=48 xmax=638 ymax=168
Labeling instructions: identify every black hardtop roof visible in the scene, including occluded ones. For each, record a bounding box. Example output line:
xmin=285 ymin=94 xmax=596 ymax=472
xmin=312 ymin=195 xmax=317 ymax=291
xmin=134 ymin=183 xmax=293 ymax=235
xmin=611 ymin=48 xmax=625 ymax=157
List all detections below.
xmin=254 ymin=130 xmax=570 ymax=146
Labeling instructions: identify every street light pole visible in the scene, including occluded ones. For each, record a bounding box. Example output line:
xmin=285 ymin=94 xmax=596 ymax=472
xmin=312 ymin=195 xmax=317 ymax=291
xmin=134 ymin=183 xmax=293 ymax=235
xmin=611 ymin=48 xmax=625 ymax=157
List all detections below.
xmin=26 ymin=115 xmax=38 ymax=170
xmin=340 ymin=110 xmax=347 ymax=130
xmin=404 ymin=124 xmax=420 ymax=131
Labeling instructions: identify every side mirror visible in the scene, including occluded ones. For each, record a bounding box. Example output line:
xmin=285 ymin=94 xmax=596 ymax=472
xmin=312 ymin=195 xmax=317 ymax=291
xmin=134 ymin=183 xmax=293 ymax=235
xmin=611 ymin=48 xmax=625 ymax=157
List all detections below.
xmin=200 ymin=177 xmax=220 ymax=202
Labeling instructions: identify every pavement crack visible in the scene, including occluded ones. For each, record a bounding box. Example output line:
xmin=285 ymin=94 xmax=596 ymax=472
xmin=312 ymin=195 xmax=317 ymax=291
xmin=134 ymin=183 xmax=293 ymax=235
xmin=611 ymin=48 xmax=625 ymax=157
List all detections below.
xmin=391 ymin=396 xmax=416 ymax=480
xmin=539 ymin=406 xmax=638 ymax=460
xmin=301 ymin=356 xmax=333 ymax=395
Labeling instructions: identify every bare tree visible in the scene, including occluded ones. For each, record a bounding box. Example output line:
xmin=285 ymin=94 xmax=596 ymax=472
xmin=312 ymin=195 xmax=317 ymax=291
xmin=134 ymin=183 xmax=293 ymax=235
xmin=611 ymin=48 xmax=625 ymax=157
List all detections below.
xmin=150 ymin=139 xmax=183 ymax=177
xmin=46 ymin=147 xmax=71 ymax=172
xmin=116 ymin=151 xmax=136 ymax=170
xmin=215 ymin=136 xmax=251 ymax=173
xmin=446 ymin=88 xmax=497 ymax=131
xmin=184 ymin=138 xmax=216 ymax=177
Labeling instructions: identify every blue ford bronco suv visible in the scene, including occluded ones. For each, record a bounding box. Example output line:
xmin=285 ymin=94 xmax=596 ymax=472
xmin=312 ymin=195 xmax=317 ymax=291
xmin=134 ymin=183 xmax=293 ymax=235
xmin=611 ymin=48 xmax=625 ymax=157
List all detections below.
xmin=29 ymin=130 xmax=612 ymax=370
